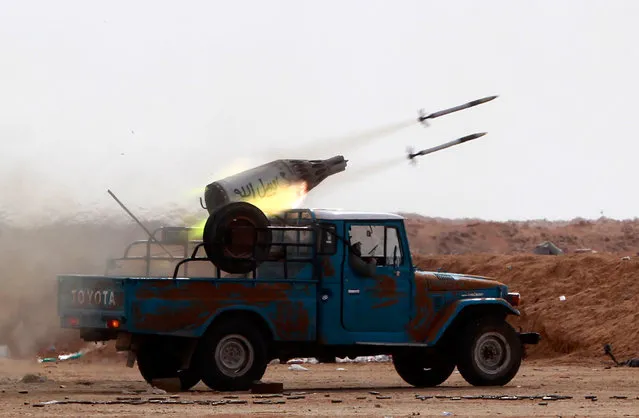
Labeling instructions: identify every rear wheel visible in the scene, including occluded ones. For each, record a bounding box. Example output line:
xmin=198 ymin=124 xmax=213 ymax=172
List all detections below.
xmin=136 ymin=340 xmax=201 ymax=391
xmin=197 ymin=319 xmax=269 ymax=391
xmin=393 ymin=350 xmax=456 ymax=387
xmin=455 ymin=317 xmax=522 ymax=386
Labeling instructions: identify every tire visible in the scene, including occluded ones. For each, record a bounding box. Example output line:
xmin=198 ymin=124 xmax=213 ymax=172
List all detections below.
xmin=392 ymin=350 xmax=456 ymax=387
xmin=455 ymin=317 xmax=522 ymax=386
xmin=197 ymin=319 xmax=269 ymax=391
xmin=202 ymin=202 xmax=272 ymax=274
xmin=136 ymin=342 xmax=201 ymax=391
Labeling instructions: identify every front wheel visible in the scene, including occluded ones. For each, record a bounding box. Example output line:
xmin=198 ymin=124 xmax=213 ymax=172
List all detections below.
xmin=196 ymin=320 xmax=269 ymax=391
xmin=393 ymin=350 xmax=456 ymax=387
xmin=455 ymin=317 xmax=522 ymax=386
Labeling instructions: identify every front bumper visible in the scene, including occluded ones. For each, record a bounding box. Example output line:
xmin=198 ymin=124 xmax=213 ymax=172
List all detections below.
xmin=518 ymin=332 xmax=541 ymax=345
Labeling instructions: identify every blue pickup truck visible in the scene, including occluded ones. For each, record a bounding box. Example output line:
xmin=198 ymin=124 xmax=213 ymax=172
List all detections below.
xmin=57 ymin=203 xmax=540 ymax=391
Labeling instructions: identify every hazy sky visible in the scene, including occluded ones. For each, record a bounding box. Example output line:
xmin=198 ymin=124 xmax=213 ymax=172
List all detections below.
xmin=2 ymin=1 xmax=638 ymax=224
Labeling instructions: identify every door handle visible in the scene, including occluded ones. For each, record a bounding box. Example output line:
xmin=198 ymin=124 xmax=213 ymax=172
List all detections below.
xmin=347 ymin=289 xmax=360 ymax=294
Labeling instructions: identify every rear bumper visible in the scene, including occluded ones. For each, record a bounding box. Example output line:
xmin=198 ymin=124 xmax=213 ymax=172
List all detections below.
xmin=518 ymin=332 xmax=541 ymax=345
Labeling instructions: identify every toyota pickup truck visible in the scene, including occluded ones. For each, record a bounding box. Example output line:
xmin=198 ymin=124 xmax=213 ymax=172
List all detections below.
xmin=57 ymin=203 xmax=540 ymax=391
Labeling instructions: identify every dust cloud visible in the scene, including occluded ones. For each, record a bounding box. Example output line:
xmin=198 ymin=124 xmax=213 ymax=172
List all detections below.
xmin=0 ymin=168 xmax=204 ymax=358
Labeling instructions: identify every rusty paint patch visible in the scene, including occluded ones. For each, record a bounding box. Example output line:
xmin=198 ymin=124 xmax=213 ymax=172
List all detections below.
xmin=371 ymin=299 xmax=399 ymax=309
xmin=371 ymin=274 xmax=397 ymax=298
xmin=421 ymin=302 xmax=460 ymax=342
xmin=131 ymin=303 xmax=211 ymax=333
xmin=368 ymin=274 xmax=401 ymax=310
xmin=406 ymin=274 xmax=435 ymax=341
xmin=407 ymin=274 xmax=501 ymax=342
xmin=321 ymin=257 xmax=335 ymax=277
xmin=130 ymin=280 xmax=314 ymax=340
xmin=273 ymin=301 xmax=310 ymax=340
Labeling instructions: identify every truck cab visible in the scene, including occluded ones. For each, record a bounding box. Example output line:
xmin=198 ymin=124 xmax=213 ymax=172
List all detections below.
xmin=57 ymin=205 xmax=539 ymax=392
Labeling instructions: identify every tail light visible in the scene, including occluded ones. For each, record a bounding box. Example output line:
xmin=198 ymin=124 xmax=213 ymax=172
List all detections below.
xmin=106 ymin=319 xmax=121 ymax=329
xmin=66 ymin=317 xmax=80 ymax=327
xmin=505 ymin=292 xmax=520 ymax=306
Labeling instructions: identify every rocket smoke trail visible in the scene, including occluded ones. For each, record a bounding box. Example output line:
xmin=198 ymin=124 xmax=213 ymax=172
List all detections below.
xmin=265 ymin=118 xmax=415 ymax=158
xmin=329 ymin=155 xmax=407 ymax=186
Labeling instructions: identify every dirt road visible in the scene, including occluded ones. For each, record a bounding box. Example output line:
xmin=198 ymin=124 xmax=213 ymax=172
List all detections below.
xmin=0 ymin=357 xmax=637 ymax=417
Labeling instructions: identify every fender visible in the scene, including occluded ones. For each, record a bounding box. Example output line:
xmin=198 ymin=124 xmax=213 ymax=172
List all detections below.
xmin=198 ymin=305 xmax=280 ymax=339
xmin=425 ymin=298 xmax=519 ymax=345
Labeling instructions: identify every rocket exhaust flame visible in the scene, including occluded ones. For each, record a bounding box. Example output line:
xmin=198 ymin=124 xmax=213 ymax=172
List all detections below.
xmin=189 ymin=156 xmax=346 ymax=240
xmin=202 ymin=156 xmax=346 ymax=215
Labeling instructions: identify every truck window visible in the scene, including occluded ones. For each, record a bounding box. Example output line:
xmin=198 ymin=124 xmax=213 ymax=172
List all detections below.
xmin=384 ymin=226 xmax=403 ymax=265
xmin=349 ymin=225 xmax=385 ymax=257
xmin=318 ymin=223 xmax=337 ymax=255
xmin=348 ymin=224 xmax=403 ymax=266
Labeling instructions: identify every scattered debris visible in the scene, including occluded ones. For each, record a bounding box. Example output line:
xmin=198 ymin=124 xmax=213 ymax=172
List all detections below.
xmin=604 ymin=344 xmax=639 ymax=367
xmin=250 ymin=381 xmax=284 ymax=394
xmin=337 ymin=355 xmax=391 ymax=363
xmin=286 ymin=358 xmax=319 ymax=365
xmin=37 ymin=351 xmax=85 ymax=364
xmin=288 ymin=364 xmax=308 ymax=371
xmin=32 ymin=398 xmax=258 ymax=407
xmin=559 ymin=295 xmax=567 ymax=301
xmin=414 ymin=394 xmax=573 ymax=401
xmin=331 ymin=399 xmax=343 ymax=403
xmin=253 ymin=399 xmax=285 ymax=405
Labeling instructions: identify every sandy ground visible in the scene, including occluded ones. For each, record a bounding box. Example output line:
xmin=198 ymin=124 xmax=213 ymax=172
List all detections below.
xmin=1 ymin=358 xmax=637 ymax=417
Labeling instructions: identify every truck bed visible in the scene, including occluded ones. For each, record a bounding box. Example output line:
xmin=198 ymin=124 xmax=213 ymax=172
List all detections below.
xmin=57 ymin=274 xmax=318 ymax=341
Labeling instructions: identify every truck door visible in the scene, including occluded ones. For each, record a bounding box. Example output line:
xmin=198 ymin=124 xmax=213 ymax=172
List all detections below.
xmin=341 ymin=220 xmax=411 ymax=332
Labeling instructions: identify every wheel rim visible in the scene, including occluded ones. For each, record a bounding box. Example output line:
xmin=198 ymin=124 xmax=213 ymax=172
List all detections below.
xmin=473 ymin=332 xmax=511 ymax=375
xmin=214 ymin=334 xmax=254 ymax=377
